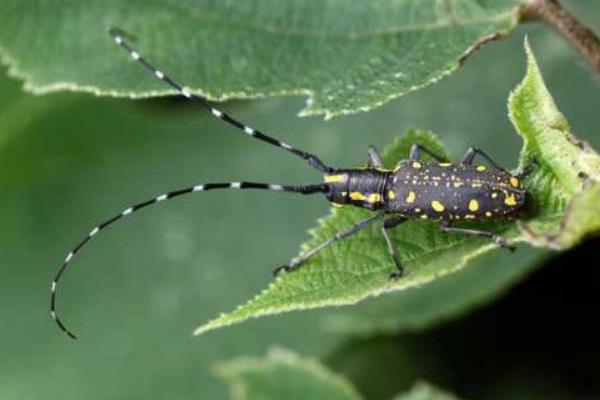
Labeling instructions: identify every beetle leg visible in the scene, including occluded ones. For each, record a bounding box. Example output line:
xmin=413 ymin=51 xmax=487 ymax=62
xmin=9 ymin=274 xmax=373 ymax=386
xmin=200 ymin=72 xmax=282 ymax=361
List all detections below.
xmin=381 ymin=216 xmax=407 ymax=279
xmin=367 ymin=146 xmax=385 ymax=168
xmin=517 ymin=160 xmax=537 ymax=179
xmin=410 ymin=144 xmax=448 ymax=162
xmin=439 ymin=220 xmax=515 ymax=251
xmin=462 ymin=147 xmax=508 ymax=173
xmin=274 ymin=212 xmax=386 ymax=276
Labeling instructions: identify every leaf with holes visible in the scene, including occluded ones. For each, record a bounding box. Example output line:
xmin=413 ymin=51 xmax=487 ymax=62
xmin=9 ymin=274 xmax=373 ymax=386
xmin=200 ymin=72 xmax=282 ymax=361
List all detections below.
xmin=0 ymin=0 xmax=522 ymax=118
xmin=215 ymin=347 xmax=461 ymax=400
xmin=194 ymin=41 xmax=600 ymax=336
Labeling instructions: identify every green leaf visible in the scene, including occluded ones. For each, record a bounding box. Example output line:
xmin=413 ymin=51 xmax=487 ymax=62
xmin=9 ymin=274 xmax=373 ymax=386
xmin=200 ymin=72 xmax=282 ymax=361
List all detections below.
xmin=531 ymin=181 xmax=600 ymax=248
xmin=318 ymin=247 xmax=548 ymax=335
xmin=0 ymin=0 xmax=521 ymax=118
xmin=216 ymin=349 xmax=462 ymax=400
xmin=509 ymin=39 xmax=600 ymax=249
xmin=194 ymin=130 xmax=526 ymax=335
xmin=392 ymin=382 xmax=463 ymax=400
xmin=215 ymin=348 xmax=363 ymax=400
xmin=194 ymin=41 xmax=600 ymax=336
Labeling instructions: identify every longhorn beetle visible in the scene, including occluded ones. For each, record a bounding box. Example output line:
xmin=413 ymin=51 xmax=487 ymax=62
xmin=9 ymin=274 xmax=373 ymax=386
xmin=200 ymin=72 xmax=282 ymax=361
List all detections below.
xmin=50 ymin=27 xmax=532 ymax=340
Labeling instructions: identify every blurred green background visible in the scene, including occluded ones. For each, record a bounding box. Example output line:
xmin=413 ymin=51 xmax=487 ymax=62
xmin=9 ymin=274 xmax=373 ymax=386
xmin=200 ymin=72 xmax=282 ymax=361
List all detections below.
xmin=1 ymin=3 xmax=600 ymax=399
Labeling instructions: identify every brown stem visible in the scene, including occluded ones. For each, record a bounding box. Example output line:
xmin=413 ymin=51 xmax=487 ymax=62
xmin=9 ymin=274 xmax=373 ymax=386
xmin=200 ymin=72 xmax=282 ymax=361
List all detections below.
xmin=522 ymin=0 xmax=600 ymax=75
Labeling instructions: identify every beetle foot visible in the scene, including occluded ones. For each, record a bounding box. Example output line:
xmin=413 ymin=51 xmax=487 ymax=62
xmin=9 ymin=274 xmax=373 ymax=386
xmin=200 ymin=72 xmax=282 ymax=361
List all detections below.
xmin=389 ymin=268 xmax=404 ymax=280
xmin=493 ymin=235 xmax=515 ymax=252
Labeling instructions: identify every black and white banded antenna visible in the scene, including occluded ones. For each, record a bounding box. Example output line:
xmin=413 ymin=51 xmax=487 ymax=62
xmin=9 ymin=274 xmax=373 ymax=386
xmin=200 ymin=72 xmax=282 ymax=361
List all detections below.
xmin=107 ymin=27 xmax=331 ymax=173
xmin=50 ymin=181 xmax=328 ymax=340
xmin=49 ymin=27 xmax=335 ymax=340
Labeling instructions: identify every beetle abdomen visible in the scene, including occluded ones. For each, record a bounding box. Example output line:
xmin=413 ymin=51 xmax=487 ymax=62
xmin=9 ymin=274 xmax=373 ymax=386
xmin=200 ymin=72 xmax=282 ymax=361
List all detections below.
xmin=385 ymin=161 xmax=526 ymax=220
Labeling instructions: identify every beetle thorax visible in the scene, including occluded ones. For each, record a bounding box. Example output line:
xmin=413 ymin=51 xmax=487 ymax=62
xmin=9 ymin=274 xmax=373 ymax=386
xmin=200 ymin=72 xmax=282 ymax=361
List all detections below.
xmin=324 ymin=169 xmax=391 ymax=210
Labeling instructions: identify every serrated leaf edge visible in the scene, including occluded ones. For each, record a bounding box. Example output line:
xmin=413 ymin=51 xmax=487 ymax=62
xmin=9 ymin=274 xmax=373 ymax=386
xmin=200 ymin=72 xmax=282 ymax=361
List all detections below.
xmin=0 ymin=10 xmax=520 ymax=119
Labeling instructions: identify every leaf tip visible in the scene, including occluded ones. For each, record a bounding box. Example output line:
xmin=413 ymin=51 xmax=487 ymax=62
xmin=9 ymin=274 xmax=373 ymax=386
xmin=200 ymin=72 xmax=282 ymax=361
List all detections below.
xmin=523 ymin=35 xmax=533 ymax=61
xmin=523 ymin=35 xmax=542 ymax=80
xmin=508 ymin=35 xmax=570 ymax=156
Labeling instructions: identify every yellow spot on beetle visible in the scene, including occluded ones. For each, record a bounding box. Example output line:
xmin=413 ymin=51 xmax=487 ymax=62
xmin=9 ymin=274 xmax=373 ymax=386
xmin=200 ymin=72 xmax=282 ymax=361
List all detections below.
xmin=406 ymin=191 xmax=416 ymax=203
xmin=476 ymin=165 xmax=487 ymax=172
xmin=431 ymin=200 xmax=445 ymax=212
xmin=388 ymin=190 xmax=396 ymax=200
xmin=491 ymin=192 xmax=498 ymax=199
xmin=485 ymin=211 xmax=493 ymax=217
xmin=367 ymin=193 xmax=381 ymax=203
xmin=510 ymin=177 xmax=520 ymax=188
xmin=349 ymin=192 xmax=366 ymax=201
xmin=505 ymin=194 xmax=517 ymax=206
xmin=324 ymin=174 xmax=346 ymax=183
xmin=412 ymin=161 xmax=422 ymax=169
xmin=468 ymin=199 xmax=480 ymax=212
